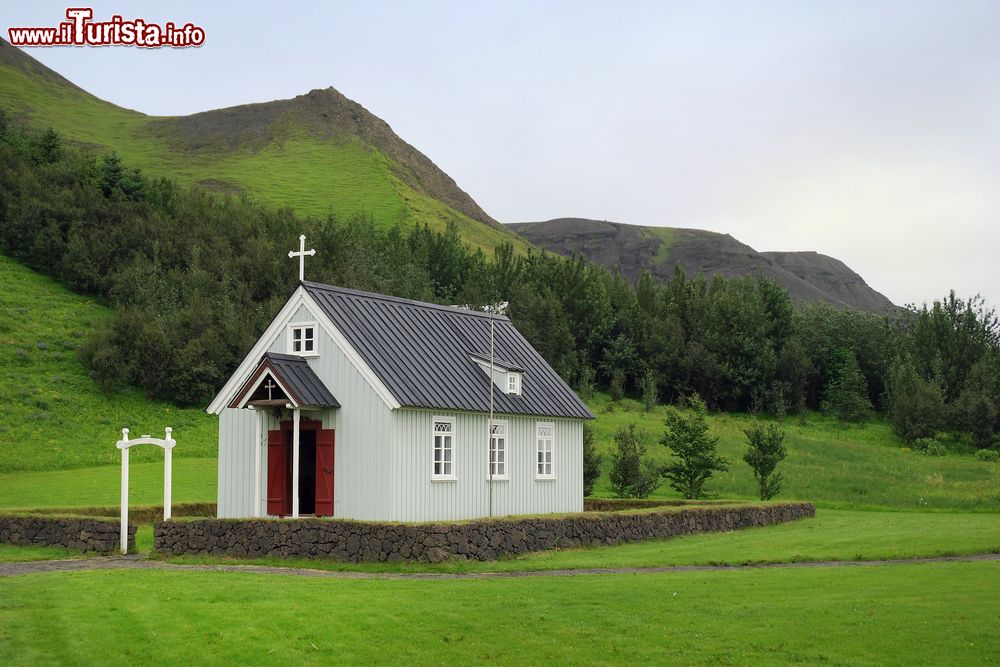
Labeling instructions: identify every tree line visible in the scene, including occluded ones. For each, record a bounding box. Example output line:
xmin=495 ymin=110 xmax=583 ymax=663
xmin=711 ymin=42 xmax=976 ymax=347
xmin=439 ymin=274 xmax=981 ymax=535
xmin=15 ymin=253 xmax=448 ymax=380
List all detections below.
xmin=1 ymin=120 xmax=997 ymax=449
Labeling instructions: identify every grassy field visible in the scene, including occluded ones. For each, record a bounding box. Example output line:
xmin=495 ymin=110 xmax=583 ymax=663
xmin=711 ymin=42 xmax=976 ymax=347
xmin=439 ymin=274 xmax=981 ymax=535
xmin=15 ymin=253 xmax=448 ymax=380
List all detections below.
xmin=0 ymin=49 xmax=529 ymax=254
xmin=0 ymin=544 xmax=79 ymax=563
xmin=0 ymin=561 xmax=996 ymax=665
xmin=0 ymin=256 xmax=217 ymax=472
xmin=588 ymin=395 xmax=1000 ymax=512
xmin=0 ymin=458 xmax=216 ymax=510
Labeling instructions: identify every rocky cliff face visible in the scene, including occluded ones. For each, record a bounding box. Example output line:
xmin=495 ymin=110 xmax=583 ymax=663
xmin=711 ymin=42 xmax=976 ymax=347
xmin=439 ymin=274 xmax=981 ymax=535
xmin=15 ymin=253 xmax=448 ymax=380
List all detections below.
xmin=509 ymin=218 xmax=897 ymax=314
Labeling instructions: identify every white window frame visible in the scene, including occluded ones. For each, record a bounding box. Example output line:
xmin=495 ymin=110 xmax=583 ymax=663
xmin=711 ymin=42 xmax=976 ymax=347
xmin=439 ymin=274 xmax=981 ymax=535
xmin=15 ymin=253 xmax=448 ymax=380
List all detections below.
xmin=287 ymin=321 xmax=318 ymax=356
xmin=488 ymin=419 xmax=509 ymax=481
xmin=432 ymin=416 xmax=456 ymax=481
xmin=507 ymin=372 xmax=521 ymax=395
xmin=535 ymin=421 xmax=555 ymax=480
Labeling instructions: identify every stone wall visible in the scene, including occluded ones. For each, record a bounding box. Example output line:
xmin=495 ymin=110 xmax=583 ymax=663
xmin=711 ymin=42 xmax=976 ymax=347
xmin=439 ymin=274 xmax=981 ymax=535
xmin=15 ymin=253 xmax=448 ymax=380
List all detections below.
xmin=155 ymin=502 xmax=814 ymax=563
xmin=27 ymin=502 xmax=217 ymax=524
xmin=0 ymin=515 xmax=135 ymax=553
xmin=583 ymin=498 xmax=732 ymax=512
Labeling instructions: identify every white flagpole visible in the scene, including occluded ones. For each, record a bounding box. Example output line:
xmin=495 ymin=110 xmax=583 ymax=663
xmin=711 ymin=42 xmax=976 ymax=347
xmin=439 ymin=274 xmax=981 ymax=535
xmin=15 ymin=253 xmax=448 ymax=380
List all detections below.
xmin=488 ymin=313 xmax=495 ymax=518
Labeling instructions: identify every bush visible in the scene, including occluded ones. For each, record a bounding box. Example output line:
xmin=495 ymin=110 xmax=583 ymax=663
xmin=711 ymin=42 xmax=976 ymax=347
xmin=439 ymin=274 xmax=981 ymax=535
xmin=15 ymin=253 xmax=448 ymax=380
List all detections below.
xmin=912 ymin=438 xmax=947 ymax=456
xmin=609 ymin=372 xmax=626 ymax=402
xmin=949 ymin=387 xmax=998 ymax=449
xmin=608 ymin=423 xmax=662 ymax=499
xmin=640 ymin=369 xmax=659 ymax=412
xmin=925 ymin=442 xmax=947 ymax=456
xmin=886 ymin=357 xmax=945 ymax=443
xmin=582 ymin=423 xmax=602 ymax=496
xmin=660 ymin=394 xmax=729 ymax=499
xmin=975 ymin=448 xmax=999 ymax=462
xmin=743 ymin=421 xmax=787 ymax=500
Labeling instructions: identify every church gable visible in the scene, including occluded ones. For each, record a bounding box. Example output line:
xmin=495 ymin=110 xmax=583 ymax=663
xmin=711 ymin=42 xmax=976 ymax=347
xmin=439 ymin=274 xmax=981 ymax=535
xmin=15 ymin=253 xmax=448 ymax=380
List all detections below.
xmin=206 ymin=286 xmax=399 ymax=414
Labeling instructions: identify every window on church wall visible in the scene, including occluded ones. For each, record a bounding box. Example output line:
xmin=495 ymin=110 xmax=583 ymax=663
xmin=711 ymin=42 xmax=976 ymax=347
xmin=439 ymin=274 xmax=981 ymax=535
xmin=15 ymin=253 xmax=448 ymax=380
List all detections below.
xmin=489 ymin=420 xmax=508 ymax=479
xmin=288 ymin=322 xmax=316 ymax=355
xmin=536 ymin=421 xmax=554 ymax=479
xmin=432 ymin=417 xmax=455 ymax=480
xmin=507 ymin=372 xmax=521 ymax=395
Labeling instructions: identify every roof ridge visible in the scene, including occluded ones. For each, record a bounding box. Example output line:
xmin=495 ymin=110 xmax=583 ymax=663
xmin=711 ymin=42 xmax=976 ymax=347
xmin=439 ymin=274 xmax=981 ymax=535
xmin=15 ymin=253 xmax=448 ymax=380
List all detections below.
xmin=301 ymin=281 xmax=511 ymax=320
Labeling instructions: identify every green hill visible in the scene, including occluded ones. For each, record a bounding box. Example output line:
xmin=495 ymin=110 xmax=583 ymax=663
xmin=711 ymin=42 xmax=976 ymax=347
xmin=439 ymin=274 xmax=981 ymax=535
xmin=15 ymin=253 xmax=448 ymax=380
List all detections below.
xmin=0 ymin=38 xmax=527 ymax=253
xmin=0 ymin=254 xmax=216 ymax=474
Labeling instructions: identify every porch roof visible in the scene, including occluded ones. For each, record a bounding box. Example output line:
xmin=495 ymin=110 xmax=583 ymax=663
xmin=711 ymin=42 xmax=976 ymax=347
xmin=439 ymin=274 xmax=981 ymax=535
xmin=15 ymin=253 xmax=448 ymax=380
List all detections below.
xmin=230 ymin=352 xmax=340 ymax=410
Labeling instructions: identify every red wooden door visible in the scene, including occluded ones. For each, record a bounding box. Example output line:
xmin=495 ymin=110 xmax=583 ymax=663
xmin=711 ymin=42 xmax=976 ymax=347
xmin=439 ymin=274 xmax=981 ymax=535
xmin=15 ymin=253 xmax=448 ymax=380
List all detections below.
xmin=315 ymin=429 xmax=335 ymax=517
xmin=266 ymin=429 xmax=290 ymax=516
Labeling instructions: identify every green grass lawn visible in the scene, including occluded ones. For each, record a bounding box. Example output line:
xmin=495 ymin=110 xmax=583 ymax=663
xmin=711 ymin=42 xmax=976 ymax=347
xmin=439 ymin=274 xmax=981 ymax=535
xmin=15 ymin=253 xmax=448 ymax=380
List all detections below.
xmin=0 ymin=544 xmax=80 ymax=563
xmin=0 ymin=256 xmax=218 ymax=473
xmin=588 ymin=394 xmax=1000 ymax=512
xmin=0 ymin=458 xmax=216 ymax=510
xmin=0 ymin=561 xmax=996 ymax=665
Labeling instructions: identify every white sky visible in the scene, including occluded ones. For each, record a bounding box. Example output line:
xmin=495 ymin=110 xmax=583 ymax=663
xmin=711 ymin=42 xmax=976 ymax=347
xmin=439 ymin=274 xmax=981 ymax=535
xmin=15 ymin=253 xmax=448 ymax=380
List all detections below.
xmin=6 ymin=1 xmax=999 ymax=308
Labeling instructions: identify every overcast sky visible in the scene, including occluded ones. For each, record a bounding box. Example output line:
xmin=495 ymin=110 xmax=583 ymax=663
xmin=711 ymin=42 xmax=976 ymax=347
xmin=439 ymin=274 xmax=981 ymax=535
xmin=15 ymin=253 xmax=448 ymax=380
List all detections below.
xmin=7 ymin=1 xmax=999 ymax=308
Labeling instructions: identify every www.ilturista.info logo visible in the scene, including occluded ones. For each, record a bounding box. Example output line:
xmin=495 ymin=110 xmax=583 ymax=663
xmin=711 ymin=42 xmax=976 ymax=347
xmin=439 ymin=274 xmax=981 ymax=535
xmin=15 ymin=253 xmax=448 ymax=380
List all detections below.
xmin=8 ymin=8 xmax=205 ymax=48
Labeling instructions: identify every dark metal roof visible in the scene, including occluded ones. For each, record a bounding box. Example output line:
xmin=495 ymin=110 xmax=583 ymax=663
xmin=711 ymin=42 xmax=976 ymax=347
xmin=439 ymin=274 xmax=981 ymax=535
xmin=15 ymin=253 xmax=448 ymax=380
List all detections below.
xmin=263 ymin=352 xmax=341 ymax=408
xmin=302 ymin=282 xmax=594 ymax=420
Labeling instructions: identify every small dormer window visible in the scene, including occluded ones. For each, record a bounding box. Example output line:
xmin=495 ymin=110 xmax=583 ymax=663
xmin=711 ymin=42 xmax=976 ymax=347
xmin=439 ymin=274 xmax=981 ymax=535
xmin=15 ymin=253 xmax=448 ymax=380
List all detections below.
xmin=288 ymin=323 xmax=316 ymax=355
xmin=507 ymin=372 xmax=521 ymax=395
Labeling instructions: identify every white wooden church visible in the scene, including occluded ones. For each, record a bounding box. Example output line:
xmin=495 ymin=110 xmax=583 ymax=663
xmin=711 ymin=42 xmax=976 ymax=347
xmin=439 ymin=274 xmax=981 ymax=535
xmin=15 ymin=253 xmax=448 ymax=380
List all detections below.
xmin=207 ymin=237 xmax=593 ymax=521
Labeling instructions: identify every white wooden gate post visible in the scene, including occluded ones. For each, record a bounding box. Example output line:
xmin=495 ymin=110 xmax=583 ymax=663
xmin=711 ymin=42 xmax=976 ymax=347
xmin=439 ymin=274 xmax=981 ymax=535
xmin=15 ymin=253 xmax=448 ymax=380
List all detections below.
xmin=120 ymin=428 xmax=129 ymax=554
xmin=116 ymin=427 xmax=176 ymax=555
xmin=164 ymin=427 xmax=173 ymax=520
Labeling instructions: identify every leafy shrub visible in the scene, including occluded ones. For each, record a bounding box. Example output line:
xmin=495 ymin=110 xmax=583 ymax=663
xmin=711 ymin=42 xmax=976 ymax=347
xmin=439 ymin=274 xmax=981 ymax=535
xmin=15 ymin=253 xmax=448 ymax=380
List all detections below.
xmin=975 ymin=448 xmax=999 ymax=462
xmin=912 ymin=438 xmax=947 ymax=456
xmin=582 ymin=423 xmax=602 ymax=496
xmin=925 ymin=442 xmax=947 ymax=456
xmin=640 ymin=369 xmax=659 ymax=412
xmin=886 ymin=356 xmax=945 ymax=443
xmin=609 ymin=423 xmax=661 ymax=499
xmin=609 ymin=372 xmax=626 ymax=402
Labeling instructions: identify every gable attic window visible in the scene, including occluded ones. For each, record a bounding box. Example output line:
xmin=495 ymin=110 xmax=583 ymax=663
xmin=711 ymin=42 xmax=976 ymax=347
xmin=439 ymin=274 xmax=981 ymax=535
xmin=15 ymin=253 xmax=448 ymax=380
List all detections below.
xmin=507 ymin=372 xmax=521 ymax=395
xmin=288 ymin=322 xmax=317 ymax=356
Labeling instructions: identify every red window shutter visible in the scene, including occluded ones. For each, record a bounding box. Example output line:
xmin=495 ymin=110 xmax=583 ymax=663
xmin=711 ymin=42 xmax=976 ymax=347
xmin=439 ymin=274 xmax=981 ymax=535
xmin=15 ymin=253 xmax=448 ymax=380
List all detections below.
xmin=266 ymin=430 xmax=289 ymax=517
xmin=315 ymin=429 xmax=335 ymax=517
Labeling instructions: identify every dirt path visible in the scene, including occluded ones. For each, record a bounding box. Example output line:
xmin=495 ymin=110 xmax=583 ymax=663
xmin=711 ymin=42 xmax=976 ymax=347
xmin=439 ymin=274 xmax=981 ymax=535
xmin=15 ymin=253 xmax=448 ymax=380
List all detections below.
xmin=2 ymin=553 xmax=998 ymax=579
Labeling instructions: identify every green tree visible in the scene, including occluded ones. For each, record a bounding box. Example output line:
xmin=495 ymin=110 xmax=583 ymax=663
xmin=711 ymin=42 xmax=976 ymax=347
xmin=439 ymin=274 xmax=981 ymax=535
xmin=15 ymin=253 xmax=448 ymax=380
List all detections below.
xmin=776 ymin=337 xmax=812 ymax=413
xmin=822 ymin=350 xmax=873 ymax=423
xmin=640 ymin=369 xmax=659 ymax=412
xmin=582 ymin=423 xmax=602 ymax=496
xmin=886 ymin=356 xmax=945 ymax=443
xmin=949 ymin=361 xmax=998 ymax=447
xmin=608 ymin=423 xmax=661 ymax=498
xmin=743 ymin=421 xmax=787 ymax=500
xmin=660 ymin=394 xmax=728 ymax=499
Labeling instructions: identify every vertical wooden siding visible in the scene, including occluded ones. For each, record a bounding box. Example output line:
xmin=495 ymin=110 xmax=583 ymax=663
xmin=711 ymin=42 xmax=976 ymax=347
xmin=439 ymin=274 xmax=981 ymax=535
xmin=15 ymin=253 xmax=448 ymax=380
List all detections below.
xmin=389 ymin=409 xmax=583 ymax=521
